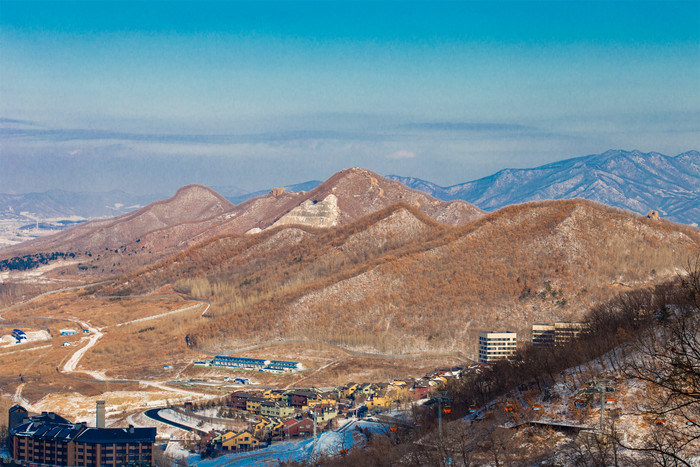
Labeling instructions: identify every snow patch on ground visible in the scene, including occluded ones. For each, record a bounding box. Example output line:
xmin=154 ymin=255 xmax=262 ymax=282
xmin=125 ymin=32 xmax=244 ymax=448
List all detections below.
xmin=30 ymin=390 xmax=201 ymax=426
xmin=159 ymin=409 xmax=226 ymax=433
xmin=0 ymin=260 xmax=81 ymax=283
xmin=179 ymin=420 xmax=385 ymax=466
xmin=0 ymin=330 xmax=51 ymax=348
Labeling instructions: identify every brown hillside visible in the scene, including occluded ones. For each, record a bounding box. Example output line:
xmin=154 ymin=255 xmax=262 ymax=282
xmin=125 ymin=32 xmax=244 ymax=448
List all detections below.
xmin=274 ymin=199 xmax=700 ymax=356
xmin=0 ymin=185 xmax=234 ymax=259
xmin=104 ymin=203 xmax=445 ymax=298
xmin=290 ymin=167 xmax=484 ymax=226
xmin=188 ymin=167 xmax=484 ymax=237
xmin=0 ymin=170 xmax=482 ymax=281
xmin=99 ymin=198 xmax=700 ymax=360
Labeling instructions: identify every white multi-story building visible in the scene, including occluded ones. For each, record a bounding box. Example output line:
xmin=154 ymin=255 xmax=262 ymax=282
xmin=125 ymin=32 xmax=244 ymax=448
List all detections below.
xmin=478 ymin=331 xmax=517 ymax=363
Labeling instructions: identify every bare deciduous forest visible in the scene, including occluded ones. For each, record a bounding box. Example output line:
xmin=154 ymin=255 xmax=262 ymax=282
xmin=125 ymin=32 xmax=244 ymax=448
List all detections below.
xmin=305 ymin=263 xmax=700 ymax=466
xmin=96 ymin=199 xmax=699 ymax=355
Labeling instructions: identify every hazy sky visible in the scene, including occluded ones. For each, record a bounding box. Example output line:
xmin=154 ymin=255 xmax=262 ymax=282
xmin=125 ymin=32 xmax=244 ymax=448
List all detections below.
xmin=1 ymin=0 xmax=698 ymax=195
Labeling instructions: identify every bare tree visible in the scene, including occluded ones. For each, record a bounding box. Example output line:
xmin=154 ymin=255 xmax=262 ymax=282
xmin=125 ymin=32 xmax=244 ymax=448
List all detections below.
xmin=620 ymin=261 xmax=700 ymax=466
xmin=571 ymin=427 xmax=624 ymax=467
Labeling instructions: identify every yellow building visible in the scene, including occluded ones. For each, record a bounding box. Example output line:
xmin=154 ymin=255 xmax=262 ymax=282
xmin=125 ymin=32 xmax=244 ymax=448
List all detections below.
xmin=358 ymin=383 xmax=378 ymax=396
xmin=216 ymin=431 xmax=237 ymax=445
xmin=387 ymin=383 xmax=409 ymax=401
xmin=307 ymin=396 xmax=337 ymax=409
xmin=260 ymin=401 xmax=295 ymax=419
xmin=366 ymin=395 xmax=392 ymax=409
xmin=311 ymin=406 xmax=339 ymax=423
xmin=221 ymin=431 xmax=260 ymax=451
xmin=429 ymin=375 xmax=447 ymax=387
xmin=262 ymin=389 xmax=284 ymax=401
xmin=246 ymin=398 xmax=264 ymax=414
xmin=341 ymin=383 xmax=359 ymax=398
xmin=252 ymin=418 xmax=269 ymax=439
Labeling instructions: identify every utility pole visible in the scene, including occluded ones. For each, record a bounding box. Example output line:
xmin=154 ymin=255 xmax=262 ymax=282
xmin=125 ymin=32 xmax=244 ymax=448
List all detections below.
xmin=592 ymin=378 xmax=614 ymax=432
xmin=600 ymin=382 xmax=605 ymax=431
xmin=438 ymin=398 xmax=443 ymax=438
xmin=312 ymin=411 xmax=317 ymax=454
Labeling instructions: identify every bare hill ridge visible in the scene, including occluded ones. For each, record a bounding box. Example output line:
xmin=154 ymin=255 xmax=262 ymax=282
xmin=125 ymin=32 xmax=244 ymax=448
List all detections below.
xmin=0 ymin=170 xmax=483 ymax=278
xmin=210 ymin=167 xmax=483 ymax=235
xmin=298 ymin=167 xmax=484 ymax=226
xmin=0 ymin=184 xmax=234 ymax=259
xmin=99 ymin=198 xmax=700 ymax=358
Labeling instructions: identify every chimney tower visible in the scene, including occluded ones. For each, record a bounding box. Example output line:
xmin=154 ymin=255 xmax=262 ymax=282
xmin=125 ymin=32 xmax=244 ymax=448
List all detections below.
xmin=96 ymin=400 xmax=105 ymax=428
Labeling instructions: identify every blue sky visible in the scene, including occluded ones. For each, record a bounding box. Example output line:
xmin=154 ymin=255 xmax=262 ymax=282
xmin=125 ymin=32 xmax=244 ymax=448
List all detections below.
xmin=1 ymin=0 xmax=698 ymax=194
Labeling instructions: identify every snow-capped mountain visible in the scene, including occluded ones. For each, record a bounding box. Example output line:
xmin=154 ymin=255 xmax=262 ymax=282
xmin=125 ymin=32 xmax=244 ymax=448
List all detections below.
xmin=389 ymin=150 xmax=699 ymax=226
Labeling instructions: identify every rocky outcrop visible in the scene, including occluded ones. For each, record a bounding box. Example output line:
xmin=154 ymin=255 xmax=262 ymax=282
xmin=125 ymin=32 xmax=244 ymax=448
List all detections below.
xmin=269 ymin=194 xmax=340 ymax=229
xmin=270 ymin=187 xmax=286 ymax=197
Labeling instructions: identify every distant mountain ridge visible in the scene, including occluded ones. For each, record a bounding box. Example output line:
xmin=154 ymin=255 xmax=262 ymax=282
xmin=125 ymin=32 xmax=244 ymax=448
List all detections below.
xmin=388 ymin=150 xmax=700 ymax=226
xmin=5 ymin=150 xmax=695 ymax=227
xmin=0 ymin=185 xmax=235 ymax=261
xmin=0 ymin=189 xmax=163 ymax=220
xmin=0 ymin=182 xmax=325 ymax=221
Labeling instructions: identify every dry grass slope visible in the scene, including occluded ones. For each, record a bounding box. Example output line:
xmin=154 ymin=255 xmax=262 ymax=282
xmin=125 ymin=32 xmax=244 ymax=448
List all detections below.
xmin=96 ymin=199 xmax=700 ymax=357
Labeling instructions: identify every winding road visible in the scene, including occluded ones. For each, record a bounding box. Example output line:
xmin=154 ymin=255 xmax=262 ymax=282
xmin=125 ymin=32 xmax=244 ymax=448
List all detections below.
xmin=143 ymin=408 xmax=195 ymax=432
xmin=10 ymin=296 xmax=216 ymax=409
xmin=62 ymin=321 xmax=102 ymax=374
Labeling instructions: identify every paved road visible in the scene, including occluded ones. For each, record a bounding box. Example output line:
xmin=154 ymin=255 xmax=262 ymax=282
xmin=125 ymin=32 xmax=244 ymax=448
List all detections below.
xmin=144 ymin=409 xmax=194 ymax=432
xmin=62 ymin=320 xmax=102 ymax=374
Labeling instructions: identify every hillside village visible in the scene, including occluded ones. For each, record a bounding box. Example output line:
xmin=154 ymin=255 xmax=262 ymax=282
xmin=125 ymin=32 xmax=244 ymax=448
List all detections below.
xmin=172 ymin=372 xmax=441 ymax=454
xmin=156 ymin=322 xmax=589 ymax=458
xmin=2 ymin=252 xmax=698 ymax=465
xmin=0 ymin=166 xmax=698 ymax=466
xmin=137 ymin=271 xmax=697 ymax=465
xmin=125 ymin=296 xmax=699 ymax=465
xmin=2 ymin=0 xmax=698 ymax=462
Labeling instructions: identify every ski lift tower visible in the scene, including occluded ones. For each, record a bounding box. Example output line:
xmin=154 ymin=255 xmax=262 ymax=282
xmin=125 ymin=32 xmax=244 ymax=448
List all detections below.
xmin=434 ymin=391 xmax=453 ymax=439
xmin=591 ymin=378 xmax=616 ymax=432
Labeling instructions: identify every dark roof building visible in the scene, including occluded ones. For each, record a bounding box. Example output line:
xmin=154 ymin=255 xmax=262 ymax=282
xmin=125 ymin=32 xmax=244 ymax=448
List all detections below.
xmin=8 ymin=405 xmax=156 ymax=466
xmin=8 ymin=405 xmax=28 ymax=430
xmin=74 ymin=426 xmax=157 ymax=444
xmin=29 ymin=411 xmax=72 ymax=425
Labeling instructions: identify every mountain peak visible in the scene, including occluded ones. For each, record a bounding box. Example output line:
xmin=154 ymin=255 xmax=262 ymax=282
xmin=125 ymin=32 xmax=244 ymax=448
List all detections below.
xmin=171 ymin=183 xmax=232 ymax=204
xmin=138 ymin=184 xmax=234 ymax=221
xmin=0 ymin=184 xmax=235 ymax=263
xmin=676 ymin=150 xmax=700 ymax=159
xmin=300 ymin=168 xmax=483 ymax=227
xmin=391 ymin=150 xmax=699 ymax=226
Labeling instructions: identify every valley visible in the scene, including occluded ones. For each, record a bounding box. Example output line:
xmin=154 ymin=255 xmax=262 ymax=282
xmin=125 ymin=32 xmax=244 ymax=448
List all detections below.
xmin=1 ymin=167 xmax=698 ymax=465
xmin=0 ymin=217 xmax=87 ymax=249
xmin=3 ymin=0 xmax=698 ymax=460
